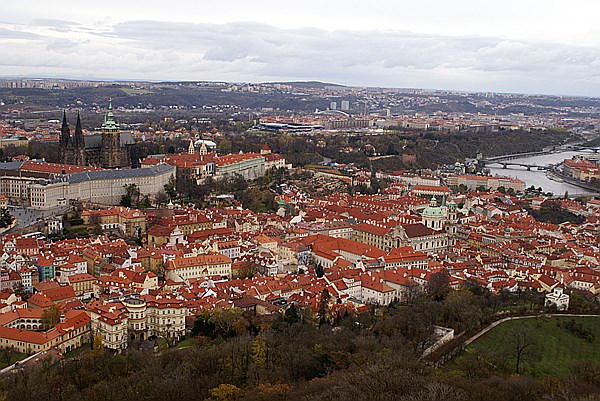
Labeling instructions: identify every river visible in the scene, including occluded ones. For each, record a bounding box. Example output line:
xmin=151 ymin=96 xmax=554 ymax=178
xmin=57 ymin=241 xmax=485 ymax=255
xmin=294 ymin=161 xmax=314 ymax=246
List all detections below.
xmin=487 ymin=149 xmax=599 ymax=196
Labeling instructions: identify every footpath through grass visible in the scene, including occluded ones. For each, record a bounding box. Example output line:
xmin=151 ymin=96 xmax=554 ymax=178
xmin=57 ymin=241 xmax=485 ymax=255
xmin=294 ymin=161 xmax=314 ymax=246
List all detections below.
xmin=455 ymin=316 xmax=600 ymax=376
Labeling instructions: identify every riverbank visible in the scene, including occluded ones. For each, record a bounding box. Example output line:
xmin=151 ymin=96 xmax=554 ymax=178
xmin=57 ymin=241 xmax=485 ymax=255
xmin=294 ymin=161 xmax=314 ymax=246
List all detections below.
xmin=552 ymin=169 xmax=600 ymax=195
xmin=487 ymin=148 xmax=599 ymax=196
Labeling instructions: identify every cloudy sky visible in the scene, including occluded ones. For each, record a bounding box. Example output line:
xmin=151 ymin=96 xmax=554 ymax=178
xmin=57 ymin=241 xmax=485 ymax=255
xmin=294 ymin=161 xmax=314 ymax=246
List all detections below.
xmin=2 ymin=1 xmax=600 ymax=96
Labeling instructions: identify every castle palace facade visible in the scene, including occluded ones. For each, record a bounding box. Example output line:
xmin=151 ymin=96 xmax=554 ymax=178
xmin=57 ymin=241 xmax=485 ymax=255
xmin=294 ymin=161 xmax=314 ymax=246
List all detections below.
xmin=60 ymin=101 xmax=135 ymax=169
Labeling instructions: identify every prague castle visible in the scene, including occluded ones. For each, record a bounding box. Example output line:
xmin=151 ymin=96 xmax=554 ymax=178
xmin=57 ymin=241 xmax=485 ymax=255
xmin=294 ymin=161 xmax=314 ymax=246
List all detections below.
xmin=60 ymin=100 xmax=134 ymax=169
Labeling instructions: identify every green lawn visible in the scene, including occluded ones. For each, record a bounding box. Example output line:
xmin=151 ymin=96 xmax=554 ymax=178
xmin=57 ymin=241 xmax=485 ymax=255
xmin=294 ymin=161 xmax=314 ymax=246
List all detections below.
xmin=456 ymin=316 xmax=600 ymax=376
xmin=0 ymin=352 xmax=28 ymax=369
xmin=175 ymin=337 xmax=197 ymax=349
xmin=64 ymin=344 xmax=89 ymax=359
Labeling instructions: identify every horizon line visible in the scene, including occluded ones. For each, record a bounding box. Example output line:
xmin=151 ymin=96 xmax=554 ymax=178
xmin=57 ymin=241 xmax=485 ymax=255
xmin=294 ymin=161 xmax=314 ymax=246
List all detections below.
xmin=0 ymin=75 xmax=598 ymax=100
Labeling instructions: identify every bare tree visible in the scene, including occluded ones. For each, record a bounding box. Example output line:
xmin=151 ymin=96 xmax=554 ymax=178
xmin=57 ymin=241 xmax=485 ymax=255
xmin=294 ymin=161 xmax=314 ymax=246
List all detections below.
xmin=154 ymin=190 xmax=169 ymax=207
xmin=507 ymin=325 xmax=537 ymax=375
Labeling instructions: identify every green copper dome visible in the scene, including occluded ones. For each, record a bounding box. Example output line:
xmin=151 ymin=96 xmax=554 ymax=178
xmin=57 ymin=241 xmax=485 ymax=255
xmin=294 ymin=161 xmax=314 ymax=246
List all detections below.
xmin=101 ymin=99 xmax=119 ymax=131
xmin=422 ymin=196 xmax=445 ymax=217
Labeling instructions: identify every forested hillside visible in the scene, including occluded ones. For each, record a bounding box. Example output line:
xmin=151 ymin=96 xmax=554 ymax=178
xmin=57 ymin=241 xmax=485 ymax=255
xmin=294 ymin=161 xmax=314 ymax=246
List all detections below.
xmin=2 ymin=286 xmax=599 ymax=401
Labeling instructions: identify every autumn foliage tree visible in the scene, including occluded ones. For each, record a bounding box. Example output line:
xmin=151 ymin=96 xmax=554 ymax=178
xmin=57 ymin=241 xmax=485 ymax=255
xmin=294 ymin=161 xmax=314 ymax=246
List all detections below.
xmin=41 ymin=304 xmax=61 ymax=330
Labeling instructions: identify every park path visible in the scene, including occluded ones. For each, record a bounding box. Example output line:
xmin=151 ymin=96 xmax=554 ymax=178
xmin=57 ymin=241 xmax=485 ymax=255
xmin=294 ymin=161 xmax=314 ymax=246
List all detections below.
xmin=463 ymin=313 xmax=600 ymax=347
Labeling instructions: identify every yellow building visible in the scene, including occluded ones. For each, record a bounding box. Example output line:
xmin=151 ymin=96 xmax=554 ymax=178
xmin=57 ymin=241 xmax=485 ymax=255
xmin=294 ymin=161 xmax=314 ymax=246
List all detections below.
xmin=165 ymin=253 xmax=232 ymax=281
xmin=81 ymin=206 xmax=147 ymax=237
xmin=67 ymin=273 xmax=96 ymax=297
xmin=0 ymin=310 xmax=90 ymax=354
xmin=0 ymin=135 xmax=28 ymax=149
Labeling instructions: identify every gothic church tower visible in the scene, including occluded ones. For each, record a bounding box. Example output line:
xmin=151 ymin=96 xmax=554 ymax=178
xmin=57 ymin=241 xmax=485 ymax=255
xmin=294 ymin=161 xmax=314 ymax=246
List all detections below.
xmin=101 ymin=100 xmax=123 ymax=168
xmin=73 ymin=112 xmax=86 ymax=166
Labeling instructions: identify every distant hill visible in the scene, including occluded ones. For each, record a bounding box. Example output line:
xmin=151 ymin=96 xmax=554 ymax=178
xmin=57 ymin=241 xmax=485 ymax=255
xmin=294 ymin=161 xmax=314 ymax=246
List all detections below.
xmin=265 ymin=81 xmax=345 ymax=89
xmin=0 ymin=85 xmax=330 ymax=115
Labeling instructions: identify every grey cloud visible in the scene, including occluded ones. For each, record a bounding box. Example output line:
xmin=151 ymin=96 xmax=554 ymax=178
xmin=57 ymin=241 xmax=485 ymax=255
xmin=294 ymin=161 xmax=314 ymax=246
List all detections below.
xmin=46 ymin=38 xmax=79 ymax=52
xmin=0 ymin=27 xmax=41 ymax=39
xmin=34 ymin=19 xmax=81 ymax=33
xmin=110 ymin=20 xmax=599 ymax=75
xmin=34 ymin=19 xmax=80 ymax=27
xmin=1 ymin=19 xmax=599 ymax=95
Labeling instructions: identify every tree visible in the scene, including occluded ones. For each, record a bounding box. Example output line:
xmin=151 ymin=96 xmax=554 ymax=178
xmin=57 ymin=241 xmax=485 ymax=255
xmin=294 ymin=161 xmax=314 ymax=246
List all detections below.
xmin=506 ymin=325 xmax=537 ymax=375
xmin=164 ymin=176 xmax=177 ymax=201
xmin=91 ymin=332 xmax=104 ymax=356
xmin=138 ymin=196 xmax=151 ymax=209
xmin=250 ymin=336 xmax=267 ymax=368
xmin=443 ymin=290 xmax=483 ymax=333
xmin=237 ymin=260 xmax=259 ymax=279
xmin=428 ymin=271 xmax=450 ymax=301
xmin=192 ymin=310 xmax=216 ymax=338
xmin=209 ymin=384 xmax=241 ymax=401
xmin=0 ymin=208 xmax=13 ymax=228
xmin=120 ymin=184 xmax=141 ymax=208
xmin=314 ymin=263 xmax=324 ymax=278
xmin=529 ymin=201 xmax=584 ymax=225
xmin=154 ymin=190 xmax=169 ymax=207
xmin=386 ymin=142 xmax=397 ymax=155
xmin=209 ymin=308 xmax=247 ymax=338
xmin=318 ymin=289 xmax=331 ymax=326
xmin=218 ymin=138 xmax=232 ymax=155
xmin=284 ymin=304 xmax=300 ymax=324
xmin=41 ymin=304 xmax=61 ymax=330
xmin=1 ymin=346 xmax=15 ymax=366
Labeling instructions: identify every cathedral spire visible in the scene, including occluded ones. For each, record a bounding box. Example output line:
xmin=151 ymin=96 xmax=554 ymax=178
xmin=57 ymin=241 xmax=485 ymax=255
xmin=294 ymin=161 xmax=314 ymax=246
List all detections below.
xmin=61 ymin=110 xmax=68 ymax=130
xmin=107 ymin=98 xmax=114 ymax=120
xmin=188 ymin=138 xmax=195 ymax=154
xmin=102 ymin=99 xmax=119 ymax=131
xmin=60 ymin=110 xmax=71 ymax=147
xmin=74 ymin=111 xmax=84 ymax=149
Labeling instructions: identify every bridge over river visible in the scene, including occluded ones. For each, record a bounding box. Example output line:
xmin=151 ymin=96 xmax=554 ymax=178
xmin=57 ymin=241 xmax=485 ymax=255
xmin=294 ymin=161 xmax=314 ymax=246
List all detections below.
xmin=481 ymin=146 xmax=599 ymax=171
xmin=481 ymin=150 xmax=557 ymax=171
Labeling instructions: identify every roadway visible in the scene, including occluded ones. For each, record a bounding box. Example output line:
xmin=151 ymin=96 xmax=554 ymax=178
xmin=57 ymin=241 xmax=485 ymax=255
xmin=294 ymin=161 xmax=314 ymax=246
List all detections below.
xmin=6 ymin=205 xmax=71 ymax=233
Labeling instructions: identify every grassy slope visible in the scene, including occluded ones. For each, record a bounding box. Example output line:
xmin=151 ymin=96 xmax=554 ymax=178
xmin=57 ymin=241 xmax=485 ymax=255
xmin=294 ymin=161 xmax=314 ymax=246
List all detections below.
xmin=461 ymin=316 xmax=600 ymax=376
xmin=0 ymin=352 xmax=28 ymax=370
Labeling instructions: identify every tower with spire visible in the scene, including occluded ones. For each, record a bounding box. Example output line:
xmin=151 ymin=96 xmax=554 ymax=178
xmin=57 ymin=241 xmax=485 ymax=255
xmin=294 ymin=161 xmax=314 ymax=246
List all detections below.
xmin=60 ymin=110 xmax=86 ymax=165
xmin=199 ymin=140 xmax=208 ymax=156
xmin=60 ymin=110 xmax=71 ymax=148
xmin=58 ymin=100 xmax=134 ymax=169
xmin=73 ymin=112 xmax=86 ymax=165
xmin=100 ymin=99 xmax=128 ymax=168
xmin=101 ymin=99 xmax=123 ymax=168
